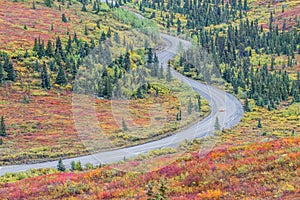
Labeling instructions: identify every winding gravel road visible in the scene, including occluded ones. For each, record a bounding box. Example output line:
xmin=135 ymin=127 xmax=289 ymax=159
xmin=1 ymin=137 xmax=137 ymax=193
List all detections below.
xmin=0 ymin=32 xmax=243 ymax=176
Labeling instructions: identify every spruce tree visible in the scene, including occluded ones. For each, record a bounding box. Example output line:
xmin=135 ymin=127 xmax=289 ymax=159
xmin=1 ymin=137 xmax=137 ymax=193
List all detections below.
xmin=24 ymin=49 xmax=29 ymax=58
xmin=84 ymin=25 xmax=88 ymax=36
xmin=124 ymin=51 xmax=130 ymax=71
xmin=33 ymin=60 xmax=40 ymax=72
xmin=41 ymin=62 xmax=51 ymax=89
xmin=244 ymin=97 xmax=250 ymax=112
xmin=57 ymin=158 xmax=66 ymax=172
xmin=179 ymin=110 xmax=182 ymax=120
xmin=32 ymin=1 xmax=36 ymax=9
xmin=96 ymin=20 xmax=101 ymax=29
xmin=196 ymin=95 xmax=201 ymax=112
xmin=90 ymin=38 xmax=95 ymax=49
xmin=38 ymin=40 xmax=45 ymax=58
xmin=70 ymin=161 xmax=76 ymax=171
xmin=65 ymin=36 xmax=72 ymax=53
xmin=55 ymin=37 xmax=64 ymax=59
xmin=269 ymin=12 xmax=273 ymax=32
xmin=55 ymin=65 xmax=68 ymax=86
xmin=0 ymin=116 xmax=6 ymax=137
xmin=49 ymin=59 xmax=56 ymax=71
xmin=81 ymin=3 xmax=87 ymax=12
xmin=147 ymin=48 xmax=153 ymax=63
xmin=137 ymin=87 xmax=143 ymax=98
xmin=114 ymin=32 xmax=120 ymax=43
xmin=107 ymin=27 xmax=112 ymax=38
xmin=72 ymin=32 xmax=78 ymax=45
xmin=100 ymin=32 xmax=106 ymax=43
xmin=257 ymin=118 xmax=262 ymax=128
xmin=0 ymin=64 xmax=5 ymax=84
xmin=104 ymin=77 xmax=112 ymax=99
xmin=4 ymin=59 xmax=16 ymax=81
xmin=93 ymin=1 xmax=97 ymax=10
xmin=46 ymin=40 xmax=53 ymax=57
xmin=62 ymin=14 xmax=68 ymax=22
xmin=22 ymin=94 xmax=30 ymax=104
xmin=44 ymin=0 xmax=53 ymax=7
xmin=243 ymin=0 xmax=248 ymax=10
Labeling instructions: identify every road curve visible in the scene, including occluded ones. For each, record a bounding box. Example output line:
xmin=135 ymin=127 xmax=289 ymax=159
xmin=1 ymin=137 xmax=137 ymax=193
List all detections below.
xmin=0 ymin=33 xmax=244 ymax=176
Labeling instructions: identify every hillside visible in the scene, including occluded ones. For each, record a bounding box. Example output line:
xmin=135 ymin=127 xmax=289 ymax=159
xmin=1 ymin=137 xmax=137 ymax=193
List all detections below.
xmin=0 ymin=0 xmax=209 ymax=164
xmin=0 ymin=135 xmax=299 ymax=199
xmin=0 ymin=0 xmax=299 ymax=199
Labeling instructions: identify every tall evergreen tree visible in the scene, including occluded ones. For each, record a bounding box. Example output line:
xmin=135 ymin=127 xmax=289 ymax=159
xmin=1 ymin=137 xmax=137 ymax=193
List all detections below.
xmin=124 ymin=51 xmax=131 ymax=71
xmin=114 ymin=32 xmax=120 ymax=44
xmin=38 ymin=40 xmax=45 ymax=58
xmin=62 ymin=14 xmax=68 ymax=22
xmin=107 ymin=27 xmax=112 ymax=38
xmin=55 ymin=65 xmax=68 ymax=86
xmin=137 ymin=87 xmax=143 ymax=99
xmin=81 ymin=3 xmax=87 ymax=12
xmin=33 ymin=38 xmax=39 ymax=52
xmin=44 ymin=0 xmax=53 ymax=7
xmin=84 ymin=25 xmax=88 ymax=36
xmin=196 ymin=95 xmax=201 ymax=112
xmin=0 ymin=64 xmax=5 ymax=84
xmin=4 ymin=58 xmax=16 ymax=81
xmin=65 ymin=36 xmax=72 ymax=53
xmin=243 ymin=0 xmax=248 ymax=10
xmin=41 ymin=62 xmax=51 ymax=89
xmin=55 ymin=36 xmax=65 ymax=61
xmin=32 ymin=1 xmax=36 ymax=9
xmin=269 ymin=12 xmax=273 ymax=31
xmin=33 ymin=60 xmax=40 ymax=72
xmin=46 ymin=40 xmax=53 ymax=57
xmin=100 ymin=32 xmax=106 ymax=43
xmin=147 ymin=48 xmax=153 ymax=63
xmin=244 ymin=97 xmax=250 ymax=112
xmin=0 ymin=116 xmax=6 ymax=137
xmin=70 ymin=161 xmax=76 ymax=171
xmin=57 ymin=158 xmax=66 ymax=172
xmin=257 ymin=118 xmax=262 ymax=128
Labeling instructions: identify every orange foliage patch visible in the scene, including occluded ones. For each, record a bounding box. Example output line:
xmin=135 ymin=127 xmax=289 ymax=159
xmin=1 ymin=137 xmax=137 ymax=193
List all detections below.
xmin=0 ymin=136 xmax=299 ymax=199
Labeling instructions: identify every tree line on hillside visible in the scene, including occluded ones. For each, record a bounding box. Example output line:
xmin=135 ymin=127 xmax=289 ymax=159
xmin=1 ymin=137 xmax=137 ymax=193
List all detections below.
xmin=197 ymin=15 xmax=300 ymax=108
xmin=30 ymin=27 xmax=114 ymax=89
xmin=130 ymin=0 xmax=300 ymax=110
xmin=137 ymin=0 xmax=249 ymax=34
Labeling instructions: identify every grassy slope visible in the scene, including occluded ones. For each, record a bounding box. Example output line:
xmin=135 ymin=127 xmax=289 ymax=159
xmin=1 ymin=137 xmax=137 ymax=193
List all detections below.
xmin=0 ymin=134 xmax=298 ymax=199
xmin=0 ymin=0 xmax=299 ymax=199
xmin=0 ymin=0 xmax=209 ymax=164
xmin=0 ymin=98 xmax=298 ymax=198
